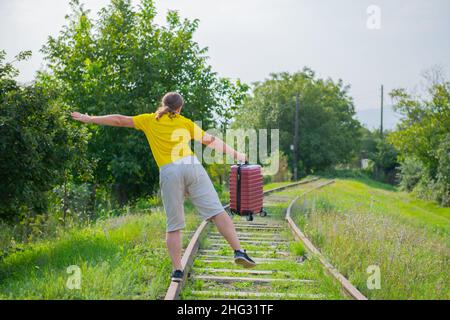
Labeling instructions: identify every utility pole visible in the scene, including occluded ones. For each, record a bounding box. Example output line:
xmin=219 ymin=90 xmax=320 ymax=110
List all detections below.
xmin=293 ymin=94 xmax=300 ymax=181
xmin=380 ymin=84 xmax=384 ymax=137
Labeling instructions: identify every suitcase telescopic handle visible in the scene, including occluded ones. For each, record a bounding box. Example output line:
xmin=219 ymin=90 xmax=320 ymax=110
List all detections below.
xmin=237 ymin=151 xmax=249 ymax=166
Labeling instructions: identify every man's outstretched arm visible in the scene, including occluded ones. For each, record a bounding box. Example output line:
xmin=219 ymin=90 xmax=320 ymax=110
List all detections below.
xmin=201 ymin=132 xmax=247 ymax=163
xmin=71 ymin=112 xmax=134 ymax=128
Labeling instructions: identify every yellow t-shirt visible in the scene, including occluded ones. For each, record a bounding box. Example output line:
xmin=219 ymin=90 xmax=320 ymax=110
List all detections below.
xmin=133 ymin=113 xmax=205 ymax=167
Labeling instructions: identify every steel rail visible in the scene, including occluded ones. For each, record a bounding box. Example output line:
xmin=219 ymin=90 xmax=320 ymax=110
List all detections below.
xmin=164 ymin=177 xmax=320 ymax=300
xmin=285 ymin=180 xmax=368 ymax=300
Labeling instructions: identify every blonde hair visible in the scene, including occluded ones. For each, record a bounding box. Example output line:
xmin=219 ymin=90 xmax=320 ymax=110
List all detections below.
xmin=155 ymin=92 xmax=184 ymax=120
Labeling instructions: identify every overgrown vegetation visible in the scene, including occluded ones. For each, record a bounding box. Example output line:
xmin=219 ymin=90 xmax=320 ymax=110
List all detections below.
xmin=0 ymin=50 xmax=91 ymax=223
xmin=291 ymin=179 xmax=449 ymax=299
xmin=358 ymin=128 xmax=399 ymax=184
xmin=1 ymin=0 xmax=246 ymax=249
xmin=0 ymin=203 xmax=201 ymax=299
xmin=388 ymin=68 xmax=450 ymax=206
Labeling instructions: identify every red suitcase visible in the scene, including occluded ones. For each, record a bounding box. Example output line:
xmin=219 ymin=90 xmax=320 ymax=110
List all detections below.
xmin=229 ymin=163 xmax=267 ymax=221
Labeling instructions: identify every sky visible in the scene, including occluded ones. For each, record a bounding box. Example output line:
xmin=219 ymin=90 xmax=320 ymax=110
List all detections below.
xmin=1 ymin=0 xmax=449 ymax=127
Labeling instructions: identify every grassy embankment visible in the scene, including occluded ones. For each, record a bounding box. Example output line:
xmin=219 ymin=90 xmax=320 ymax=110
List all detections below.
xmin=0 ymin=180 xmax=299 ymax=299
xmin=0 ymin=201 xmax=201 ymax=299
xmin=291 ymin=177 xmax=449 ymax=300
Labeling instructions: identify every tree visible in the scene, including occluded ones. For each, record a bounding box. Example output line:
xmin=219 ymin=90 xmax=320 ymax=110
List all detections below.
xmin=359 ymin=128 xmax=399 ymax=183
xmin=0 ymin=50 xmax=90 ymax=221
xmin=40 ymin=0 xmax=247 ymax=205
xmin=388 ymin=67 xmax=450 ymax=205
xmin=233 ymin=69 xmax=361 ymax=175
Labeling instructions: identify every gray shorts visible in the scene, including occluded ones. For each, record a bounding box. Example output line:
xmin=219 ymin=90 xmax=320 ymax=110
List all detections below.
xmin=159 ymin=156 xmax=225 ymax=232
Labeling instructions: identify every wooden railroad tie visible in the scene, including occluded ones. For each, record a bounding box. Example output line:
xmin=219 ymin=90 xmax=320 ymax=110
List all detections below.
xmin=193 ymin=268 xmax=291 ymax=275
xmin=191 ymin=275 xmax=316 ymax=284
xmin=190 ymin=291 xmax=325 ymax=299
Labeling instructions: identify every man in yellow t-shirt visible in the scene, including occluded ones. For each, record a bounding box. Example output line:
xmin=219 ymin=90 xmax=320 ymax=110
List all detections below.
xmin=71 ymin=92 xmax=257 ymax=283
xmin=132 ymin=112 xmax=205 ymax=167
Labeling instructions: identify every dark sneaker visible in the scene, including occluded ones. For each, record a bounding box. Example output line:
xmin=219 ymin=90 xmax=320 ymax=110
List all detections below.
xmin=171 ymin=269 xmax=184 ymax=282
xmin=234 ymin=250 xmax=257 ymax=268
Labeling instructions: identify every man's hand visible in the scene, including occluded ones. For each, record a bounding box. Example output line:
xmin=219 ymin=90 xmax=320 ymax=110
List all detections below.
xmin=71 ymin=112 xmax=92 ymax=124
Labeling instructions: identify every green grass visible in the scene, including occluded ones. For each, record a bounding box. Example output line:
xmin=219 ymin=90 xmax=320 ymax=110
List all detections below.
xmin=0 ymin=179 xmax=303 ymax=300
xmin=263 ymin=181 xmax=293 ymax=191
xmin=320 ymin=179 xmax=449 ymax=234
xmin=8 ymin=177 xmax=440 ymax=300
xmin=289 ymin=241 xmax=306 ymax=257
xmin=291 ymin=178 xmax=450 ymax=300
xmin=0 ymin=210 xmax=201 ymax=299
xmin=263 ymin=176 xmax=316 ymax=192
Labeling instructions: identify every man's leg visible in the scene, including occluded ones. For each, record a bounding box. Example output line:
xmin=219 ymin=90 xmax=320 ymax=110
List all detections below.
xmin=211 ymin=212 xmax=256 ymax=268
xmin=160 ymin=165 xmax=185 ymax=272
xmin=187 ymin=165 xmax=256 ymax=268
xmin=166 ymin=230 xmax=183 ymax=271
xmin=210 ymin=212 xmax=242 ymax=251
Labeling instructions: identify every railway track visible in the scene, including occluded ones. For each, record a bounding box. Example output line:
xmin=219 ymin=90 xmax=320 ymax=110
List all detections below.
xmin=165 ymin=178 xmax=367 ymax=300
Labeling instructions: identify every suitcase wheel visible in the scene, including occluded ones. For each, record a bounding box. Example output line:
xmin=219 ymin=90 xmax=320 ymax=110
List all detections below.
xmin=246 ymin=214 xmax=254 ymax=222
xmin=260 ymin=209 xmax=268 ymax=217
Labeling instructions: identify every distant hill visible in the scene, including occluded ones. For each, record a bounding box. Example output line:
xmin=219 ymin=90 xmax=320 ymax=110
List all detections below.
xmin=355 ymin=105 xmax=403 ymax=131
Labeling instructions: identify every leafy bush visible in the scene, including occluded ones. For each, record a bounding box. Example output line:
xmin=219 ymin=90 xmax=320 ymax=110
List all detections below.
xmin=435 ymin=135 xmax=450 ymax=206
xmin=133 ymin=196 xmax=162 ymax=211
xmin=388 ymin=70 xmax=449 ymax=206
xmin=397 ymin=136 xmax=449 ymax=206
xmin=412 ymin=136 xmax=450 ymax=206
xmin=51 ymin=183 xmax=93 ymax=221
xmin=317 ymin=168 xmax=368 ymax=180
xmin=267 ymin=151 xmax=292 ymax=182
xmin=397 ymin=157 xmax=427 ymax=192
xmin=359 ymin=129 xmax=399 ymax=184
xmin=0 ymin=222 xmax=16 ymax=258
xmin=0 ymin=50 xmax=90 ymax=222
